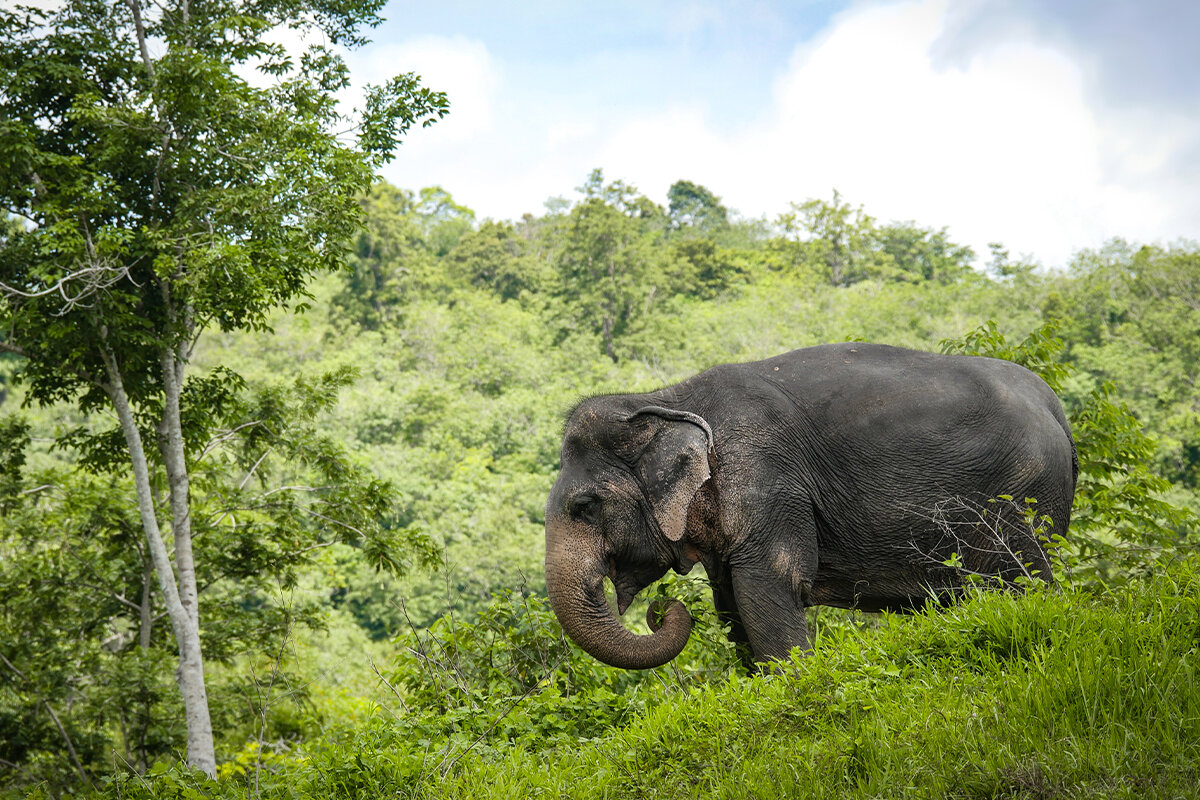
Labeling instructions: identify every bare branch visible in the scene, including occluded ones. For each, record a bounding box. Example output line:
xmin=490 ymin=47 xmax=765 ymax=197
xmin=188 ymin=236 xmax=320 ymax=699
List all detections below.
xmin=124 ymin=0 xmax=155 ymax=79
xmin=253 ymin=602 xmax=294 ymax=797
xmin=0 ymin=339 xmax=31 ymax=358
xmin=370 ymin=659 xmax=410 ymax=713
xmin=0 ymin=654 xmax=94 ymax=789
xmin=0 ymin=652 xmax=26 ymax=681
xmin=437 ymin=653 xmax=566 ymax=776
xmin=298 ymin=507 xmax=367 ymax=539
xmin=0 ymin=262 xmax=137 ymax=314
xmin=906 ymin=495 xmax=1055 ymax=593
xmin=42 ymin=700 xmax=95 ymax=790
xmin=238 ymin=446 xmax=275 ymax=490
xmin=62 ymin=578 xmax=148 ymax=615
xmin=196 ymin=419 xmax=267 ymax=461
xmin=256 ymin=484 xmax=321 ymax=499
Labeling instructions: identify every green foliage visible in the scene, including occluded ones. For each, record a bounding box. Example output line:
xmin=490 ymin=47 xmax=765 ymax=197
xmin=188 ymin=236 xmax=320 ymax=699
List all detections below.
xmin=1069 ymin=382 xmax=1194 ymax=577
xmin=985 ymin=242 xmax=1039 ymax=282
xmin=0 ymin=0 xmax=445 ymax=406
xmin=5 ymin=136 xmax=1200 ymax=795
xmin=939 ymin=318 xmax=1070 ymax=392
xmin=769 ymin=192 xmax=976 ymax=289
xmin=0 ymin=414 xmax=27 ymax=511
xmin=876 ymin=221 xmax=975 ymax=284
xmin=0 ymin=0 xmax=449 ymax=779
xmin=1047 ymin=242 xmax=1200 ymax=489
xmin=667 ymin=238 xmax=746 ymax=299
xmin=774 ymin=190 xmax=898 ymax=286
xmin=332 ymin=183 xmax=431 ymax=330
xmin=391 ymin=590 xmax=650 ymax=746
xmin=556 ymin=192 xmax=663 ymax=361
xmin=447 ymin=221 xmax=546 ymax=301
xmin=1 ymin=469 xmax=174 ymax=784
xmin=0 ymin=363 xmax=436 ymax=790
xmin=667 ymin=180 xmax=730 ymax=233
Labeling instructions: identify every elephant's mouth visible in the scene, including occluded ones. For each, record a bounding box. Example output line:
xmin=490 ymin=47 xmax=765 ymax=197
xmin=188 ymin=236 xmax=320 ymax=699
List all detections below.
xmin=608 ymin=558 xmax=668 ymax=615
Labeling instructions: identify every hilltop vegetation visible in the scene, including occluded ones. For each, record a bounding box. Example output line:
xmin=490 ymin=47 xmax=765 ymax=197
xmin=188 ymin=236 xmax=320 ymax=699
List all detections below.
xmin=3 ymin=169 xmax=1199 ymax=797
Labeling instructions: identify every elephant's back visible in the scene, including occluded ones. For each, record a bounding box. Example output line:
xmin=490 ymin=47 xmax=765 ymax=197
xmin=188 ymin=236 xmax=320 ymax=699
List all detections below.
xmin=745 ymin=342 xmax=1073 ymax=493
xmin=753 ymin=342 xmax=1056 ymax=424
xmin=659 ymin=342 xmax=1072 ymax=486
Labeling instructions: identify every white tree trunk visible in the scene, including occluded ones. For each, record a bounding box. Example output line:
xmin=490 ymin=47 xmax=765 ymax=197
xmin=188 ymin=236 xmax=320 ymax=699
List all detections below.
xmin=159 ymin=342 xmax=199 ymax=634
xmin=100 ymin=342 xmax=217 ymax=777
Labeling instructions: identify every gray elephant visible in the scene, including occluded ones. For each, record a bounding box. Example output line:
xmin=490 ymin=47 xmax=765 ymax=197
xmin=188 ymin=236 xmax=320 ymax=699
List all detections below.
xmin=544 ymin=343 xmax=1077 ymax=670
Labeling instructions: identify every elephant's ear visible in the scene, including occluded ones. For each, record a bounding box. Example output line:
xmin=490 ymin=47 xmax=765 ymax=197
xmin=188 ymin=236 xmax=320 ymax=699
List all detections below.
xmin=629 ymin=406 xmax=713 ymax=542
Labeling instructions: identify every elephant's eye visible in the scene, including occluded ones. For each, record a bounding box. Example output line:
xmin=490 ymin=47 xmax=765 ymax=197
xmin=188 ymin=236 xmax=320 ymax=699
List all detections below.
xmin=569 ymin=494 xmax=601 ymax=525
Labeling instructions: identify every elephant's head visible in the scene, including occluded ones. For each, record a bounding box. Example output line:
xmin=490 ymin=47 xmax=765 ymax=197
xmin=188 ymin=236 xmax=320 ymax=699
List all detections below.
xmin=544 ymin=399 xmax=714 ymax=669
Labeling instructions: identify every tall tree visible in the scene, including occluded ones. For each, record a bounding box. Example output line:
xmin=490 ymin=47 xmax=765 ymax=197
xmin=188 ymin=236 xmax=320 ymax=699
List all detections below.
xmin=775 ymin=190 xmax=896 ymax=286
xmin=448 ymin=220 xmax=545 ymax=301
xmin=0 ymin=0 xmax=446 ymax=776
xmin=875 ymin=221 xmax=975 ymax=284
xmin=667 ymin=179 xmax=730 ymax=233
xmin=333 ymin=182 xmax=428 ymax=330
xmin=557 ymin=173 xmax=665 ymax=362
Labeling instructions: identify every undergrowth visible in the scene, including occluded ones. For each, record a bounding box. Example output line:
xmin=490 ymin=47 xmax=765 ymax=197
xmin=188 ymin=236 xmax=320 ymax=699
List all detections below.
xmin=93 ymin=557 xmax=1200 ymax=799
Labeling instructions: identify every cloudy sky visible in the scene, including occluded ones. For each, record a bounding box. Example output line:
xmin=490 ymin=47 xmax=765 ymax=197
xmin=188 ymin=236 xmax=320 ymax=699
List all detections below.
xmin=347 ymin=0 xmax=1199 ymax=268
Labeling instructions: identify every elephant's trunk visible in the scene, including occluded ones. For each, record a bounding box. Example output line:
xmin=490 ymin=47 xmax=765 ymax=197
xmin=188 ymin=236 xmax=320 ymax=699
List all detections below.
xmin=545 ymin=531 xmax=692 ymax=670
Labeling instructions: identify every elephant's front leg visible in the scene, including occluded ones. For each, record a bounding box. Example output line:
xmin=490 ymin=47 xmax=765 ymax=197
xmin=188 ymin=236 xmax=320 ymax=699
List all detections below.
xmin=729 ymin=542 xmax=813 ymax=664
xmin=709 ymin=569 xmax=755 ymax=671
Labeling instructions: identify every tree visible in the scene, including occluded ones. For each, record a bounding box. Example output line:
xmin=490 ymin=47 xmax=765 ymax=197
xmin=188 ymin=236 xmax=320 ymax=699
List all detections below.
xmin=448 ymin=221 xmax=546 ymax=301
xmin=557 ymin=173 xmax=665 ymax=361
xmin=1046 ymin=241 xmax=1200 ymax=489
xmin=775 ymin=190 xmax=896 ymax=286
xmin=985 ymin=242 xmax=1037 ymax=282
xmin=0 ymin=0 xmax=447 ymax=777
xmin=2 ymin=370 xmax=435 ymax=793
xmin=667 ymin=238 xmax=743 ymax=299
xmin=875 ymin=221 xmax=975 ymax=284
xmin=333 ymin=182 xmax=428 ymax=330
xmin=413 ymin=185 xmax=476 ymax=256
xmin=667 ymin=180 xmax=730 ymax=233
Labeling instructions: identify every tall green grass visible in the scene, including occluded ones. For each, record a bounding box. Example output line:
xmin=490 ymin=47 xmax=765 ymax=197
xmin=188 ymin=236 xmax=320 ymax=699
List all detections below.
xmin=96 ymin=558 xmax=1200 ymax=799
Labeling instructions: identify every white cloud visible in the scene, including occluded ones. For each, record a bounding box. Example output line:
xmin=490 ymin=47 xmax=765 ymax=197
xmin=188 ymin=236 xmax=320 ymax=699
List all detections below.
xmin=743 ymin=0 xmax=1114 ymax=262
xmin=357 ymin=35 xmax=499 ymax=143
xmin=373 ymin=0 xmax=1198 ymax=265
xmin=591 ymin=0 xmax=1189 ymax=265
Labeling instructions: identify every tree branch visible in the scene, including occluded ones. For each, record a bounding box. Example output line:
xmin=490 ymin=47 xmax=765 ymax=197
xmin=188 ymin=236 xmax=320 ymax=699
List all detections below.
xmin=196 ymin=419 xmax=266 ymax=461
xmin=0 ymin=340 xmax=30 ymax=358
xmin=42 ymin=700 xmax=95 ymax=790
xmin=0 ymin=653 xmax=94 ymax=789
xmin=238 ymin=445 xmax=275 ymax=490
xmin=124 ymin=0 xmax=155 ymax=80
xmin=0 ymin=262 xmax=137 ymax=314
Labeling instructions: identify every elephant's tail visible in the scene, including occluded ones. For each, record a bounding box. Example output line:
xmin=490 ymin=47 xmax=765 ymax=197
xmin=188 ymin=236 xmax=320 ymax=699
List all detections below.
xmin=1070 ymin=432 xmax=1079 ymax=485
xmin=1052 ymin=402 xmax=1079 ymax=490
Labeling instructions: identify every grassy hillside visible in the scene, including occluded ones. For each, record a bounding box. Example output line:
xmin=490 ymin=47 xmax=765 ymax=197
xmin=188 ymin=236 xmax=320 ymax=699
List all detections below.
xmin=104 ymin=559 xmax=1200 ymax=799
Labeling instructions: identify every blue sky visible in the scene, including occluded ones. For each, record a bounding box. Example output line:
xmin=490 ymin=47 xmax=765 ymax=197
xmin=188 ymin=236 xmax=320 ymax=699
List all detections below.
xmin=345 ymin=0 xmax=1199 ymax=268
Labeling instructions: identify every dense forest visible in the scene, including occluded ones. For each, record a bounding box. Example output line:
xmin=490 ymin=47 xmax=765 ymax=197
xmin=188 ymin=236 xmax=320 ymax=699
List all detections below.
xmin=3 ymin=2 xmax=1200 ymax=798
xmin=5 ymin=168 xmax=1200 ymax=797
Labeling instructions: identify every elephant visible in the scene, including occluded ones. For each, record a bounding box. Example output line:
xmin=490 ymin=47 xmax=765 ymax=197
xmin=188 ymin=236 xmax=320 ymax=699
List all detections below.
xmin=544 ymin=342 xmax=1077 ymax=670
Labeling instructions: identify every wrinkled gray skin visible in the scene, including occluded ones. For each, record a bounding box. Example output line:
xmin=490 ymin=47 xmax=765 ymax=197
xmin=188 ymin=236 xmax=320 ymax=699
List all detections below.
xmin=544 ymin=343 xmax=1077 ymax=671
